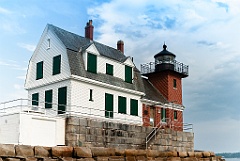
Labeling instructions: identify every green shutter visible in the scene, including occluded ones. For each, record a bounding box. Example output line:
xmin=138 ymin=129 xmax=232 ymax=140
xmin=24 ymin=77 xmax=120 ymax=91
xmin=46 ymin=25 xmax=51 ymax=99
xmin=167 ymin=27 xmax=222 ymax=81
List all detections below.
xmin=125 ymin=65 xmax=132 ymax=83
xmin=53 ymin=55 xmax=61 ymax=75
xmin=36 ymin=61 xmax=43 ymax=80
xmin=89 ymin=89 xmax=93 ymax=101
xmin=106 ymin=63 xmax=113 ymax=75
xmin=32 ymin=93 xmax=39 ymax=106
xmin=130 ymin=99 xmax=138 ymax=116
xmin=45 ymin=90 xmax=53 ymax=108
xmin=58 ymin=87 xmax=67 ymax=114
xmin=118 ymin=96 xmax=126 ymax=114
xmin=161 ymin=108 xmax=166 ymax=122
xmin=87 ymin=53 xmax=97 ymax=73
xmin=105 ymin=93 xmax=113 ymax=118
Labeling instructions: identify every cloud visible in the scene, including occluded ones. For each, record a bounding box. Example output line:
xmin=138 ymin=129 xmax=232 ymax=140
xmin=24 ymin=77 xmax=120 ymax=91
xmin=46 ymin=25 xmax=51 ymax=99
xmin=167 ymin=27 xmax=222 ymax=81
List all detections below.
xmin=0 ymin=7 xmax=11 ymax=15
xmin=18 ymin=43 xmax=36 ymax=52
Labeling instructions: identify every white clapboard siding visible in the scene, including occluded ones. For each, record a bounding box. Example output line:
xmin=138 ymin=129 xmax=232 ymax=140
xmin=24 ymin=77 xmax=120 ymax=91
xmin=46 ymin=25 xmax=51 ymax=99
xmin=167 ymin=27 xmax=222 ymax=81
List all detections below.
xmin=70 ymin=79 xmax=142 ymax=124
xmin=27 ymin=79 xmax=71 ymax=114
xmin=25 ymin=26 xmax=71 ymax=89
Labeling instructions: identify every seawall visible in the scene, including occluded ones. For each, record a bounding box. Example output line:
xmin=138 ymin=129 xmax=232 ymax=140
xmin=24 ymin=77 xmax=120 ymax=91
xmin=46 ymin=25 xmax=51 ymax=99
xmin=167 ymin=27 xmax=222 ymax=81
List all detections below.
xmin=0 ymin=144 xmax=225 ymax=161
xmin=65 ymin=117 xmax=194 ymax=151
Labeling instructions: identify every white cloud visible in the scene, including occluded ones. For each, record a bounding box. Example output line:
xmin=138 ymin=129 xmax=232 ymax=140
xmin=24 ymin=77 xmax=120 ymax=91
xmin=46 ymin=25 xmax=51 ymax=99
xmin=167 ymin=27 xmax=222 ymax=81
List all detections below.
xmin=0 ymin=7 xmax=11 ymax=15
xmin=18 ymin=43 xmax=36 ymax=52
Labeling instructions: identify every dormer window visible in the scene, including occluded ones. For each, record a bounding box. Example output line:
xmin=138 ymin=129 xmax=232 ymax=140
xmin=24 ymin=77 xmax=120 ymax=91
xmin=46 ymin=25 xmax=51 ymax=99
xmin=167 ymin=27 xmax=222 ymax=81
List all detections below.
xmin=87 ymin=53 xmax=97 ymax=73
xmin=106 ymin=63 xmax=113 ymax=76
xmin=125 ymin=65 xmax=132 ymax=83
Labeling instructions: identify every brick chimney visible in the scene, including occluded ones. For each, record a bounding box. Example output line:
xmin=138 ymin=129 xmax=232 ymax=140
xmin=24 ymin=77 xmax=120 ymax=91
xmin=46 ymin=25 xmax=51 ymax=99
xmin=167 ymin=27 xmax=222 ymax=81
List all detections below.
xmin=85 ymin=20 xmax=94 ymax=40
xmin=117 ymin=40 xmax=124 ymax=53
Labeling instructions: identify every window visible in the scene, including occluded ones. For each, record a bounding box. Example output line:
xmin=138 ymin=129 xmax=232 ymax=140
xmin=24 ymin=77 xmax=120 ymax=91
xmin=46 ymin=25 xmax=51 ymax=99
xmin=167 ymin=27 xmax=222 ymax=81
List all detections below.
xmin=130 ymin=99 xmax=138 ymax=116
xmin=161 ymin=108 xmax=166 ymax=122
xmin=45 ymin=90 xmax=53 ymax=108
xmin=58 ymin=87 xmax=67 ymax=114
xmin=118 ymin=96 xmax=126 ymax=114
xmin=47 ymin=38 xmax=50 ymax=49
xmin=125 ymin=65 xmax=132 ymax=83
xmin=174 ymin=111 xmax=178 ymax=120
xmin=32 ymin=93 xmax=39 ymax=106
xmin=106 ymin=63 xmax=113 ymax=76
xmin=36 ymin=61 xmax=43 ymax=80
xmin=53 ymin=55 xmax=61 ymax=75
xmin=105 ymin=93 xmax=113 ymax=118
xmin=173 ymin=79 xmax=177 ymax=88
xmin=87 ymin=53 xmax=97 ymax=73
xmin=89 ymin=89 xmax=93 ymax=101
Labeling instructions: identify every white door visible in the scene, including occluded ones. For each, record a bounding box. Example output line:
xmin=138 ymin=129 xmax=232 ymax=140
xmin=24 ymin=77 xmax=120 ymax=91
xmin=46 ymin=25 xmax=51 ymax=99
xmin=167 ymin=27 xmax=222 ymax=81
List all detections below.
xmin=31 ymin=118 xmax=56 ymax=146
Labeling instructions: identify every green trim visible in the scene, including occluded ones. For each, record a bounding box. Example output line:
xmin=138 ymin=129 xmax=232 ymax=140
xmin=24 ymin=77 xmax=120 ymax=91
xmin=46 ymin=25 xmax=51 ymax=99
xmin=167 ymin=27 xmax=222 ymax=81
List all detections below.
xmin=105 ymin=93 xmax=113 ymax=118
xmin=87 ymin=53 xmax=97 ymax=73
xmin=45 ymin=90 xmax=53 ymax=108
xmin=125 ymin=65 xmax=132 ymax=83
xmin=53 ymin=55 xmax=61 ymax=75
xmin=36 ymin=61 xmax=43 ymax=80
xmin=118 ymin=96 xmax=126 ymax=114
xmin=58 ymin=87 xmax=67 ymax=114
xmin=106 ymin=63 xmax=113 ymax=76
xmin=89 ymin=89 xmax=93 ymax=101
xmin=161 ymin=108 xmax=166 ymax=122
xmin=130 ymin=99 xmax=138 ymax=116
xmin=32 ymin=93 xmax=39 ymax=106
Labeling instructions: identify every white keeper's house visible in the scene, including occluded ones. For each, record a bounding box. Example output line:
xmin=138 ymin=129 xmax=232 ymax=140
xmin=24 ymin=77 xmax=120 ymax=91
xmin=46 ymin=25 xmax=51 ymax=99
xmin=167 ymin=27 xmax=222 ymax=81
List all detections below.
xmin=0 ymin=20 xmax=189 ymax=146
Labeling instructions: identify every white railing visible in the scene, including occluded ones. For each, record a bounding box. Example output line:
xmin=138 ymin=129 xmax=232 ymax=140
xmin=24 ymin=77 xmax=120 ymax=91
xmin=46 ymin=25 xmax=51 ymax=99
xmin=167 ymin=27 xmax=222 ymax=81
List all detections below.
xmin=0 ymin=98 xmax=143 ymax=125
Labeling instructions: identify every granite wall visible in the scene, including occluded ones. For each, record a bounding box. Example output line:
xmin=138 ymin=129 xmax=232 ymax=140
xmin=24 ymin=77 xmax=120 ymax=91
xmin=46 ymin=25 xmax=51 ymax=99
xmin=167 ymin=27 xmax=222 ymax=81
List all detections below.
xmin=65 ymin=117 xmax=194 ymax=152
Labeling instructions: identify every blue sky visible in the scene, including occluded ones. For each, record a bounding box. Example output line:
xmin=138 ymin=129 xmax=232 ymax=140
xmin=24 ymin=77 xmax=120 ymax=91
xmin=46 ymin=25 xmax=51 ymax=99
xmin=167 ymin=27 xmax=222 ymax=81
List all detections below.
xmin=0 ymin=0 xmax=240 ymax=152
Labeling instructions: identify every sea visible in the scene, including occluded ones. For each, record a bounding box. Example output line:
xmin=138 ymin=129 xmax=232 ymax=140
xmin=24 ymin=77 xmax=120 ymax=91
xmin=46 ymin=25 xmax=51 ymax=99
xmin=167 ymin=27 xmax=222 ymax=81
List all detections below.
xmin=225 ymin=158 xmax=240 ymax=161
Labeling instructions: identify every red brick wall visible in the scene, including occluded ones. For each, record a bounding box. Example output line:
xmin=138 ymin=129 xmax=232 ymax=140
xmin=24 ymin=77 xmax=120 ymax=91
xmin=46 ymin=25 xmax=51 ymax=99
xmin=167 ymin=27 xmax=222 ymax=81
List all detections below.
xmin=147 ymin=71 xmax=183 ymax=105
xmin=142 ymin=104 xmax=183 ymax=131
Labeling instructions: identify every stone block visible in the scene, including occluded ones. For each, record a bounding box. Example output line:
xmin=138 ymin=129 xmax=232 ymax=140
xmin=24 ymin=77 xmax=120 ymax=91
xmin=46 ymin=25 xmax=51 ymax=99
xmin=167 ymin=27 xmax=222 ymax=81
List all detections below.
xmin=209 ymin=152 xmax=215 ymax=157
xmin=136 ymin=156 xmax=146 ymax=161
xmin=66 ymin=133 xmax=77 ymax=141
xmin=125 ymin=156 xmax=136 ymax=161
xmin=15 ymin=145 xmax=34 ymax=158
xmin=91 ymin=147 xmax=115 ymax=157
xmin=94 ymin=157 xmax=109 ymax=161
xmin=25 ymin=157 xmax=38 ymax=161
xmin=146 ymin=150 xmax=159 ymax=158
xmin=187 ymin=152 xmax=195 ymax=157
xmin=91 ymin=120 xmax=103 ymax=128
xmin=74 ymin=147 xmax=92 ymax=158
xmin=52 ymin=146 xmax=73 ymax=158
xmin=79 ymin=118 xmax=88 ymax=126
xmin=67 ymin=117 xmax=80 ymax=125
xmin=79 ymin=127 xmax=86 ymax=134
xmin=202 ymin=152 xmax=210 ymax=158
xmin=166 ymin=157 xmax=181 ymax=161
xmin=194 ymin=152 xmax=203 ymax=158
xmin=77 ymin=158 xmax=95 ymax=161
xmin=42 ymin=158 xmax=59 ymax=161
xmin=0 ymin=144 xmax=15 ymax=157
xmin=34 ymin=146 xmax=50 ymax=158
xmin=61 ymin=157 xmax=76 ymax=161
xmin=3 ymin=158 xmax=20 ymax=161
xmin=109 ymin=156 xmax=125 ymax=161
xmin=125 ymin=149 xmax=137 ymax=156
xmin=181 ymin=158 xmax=198 ymax=161
xmin=178 ymin=152 xmax=188 ymax=158
xmin=165 ymin=151 xmax=177 ymax=157
xmin=136 ymin=150 xmax=146 ymax=156
xmin=154 ymin=157 xmax=165 ymax=161
xmin=66 ymin=125 xmax=80 ymax=133
xmin=115 ymin=149 xmax=125 ymax=156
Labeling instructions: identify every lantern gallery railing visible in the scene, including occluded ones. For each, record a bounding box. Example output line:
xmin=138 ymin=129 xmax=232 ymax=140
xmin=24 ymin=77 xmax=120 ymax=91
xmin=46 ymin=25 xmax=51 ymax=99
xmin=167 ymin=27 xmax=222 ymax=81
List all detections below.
xmin=140 ymin=60 xmax=189 ymax=77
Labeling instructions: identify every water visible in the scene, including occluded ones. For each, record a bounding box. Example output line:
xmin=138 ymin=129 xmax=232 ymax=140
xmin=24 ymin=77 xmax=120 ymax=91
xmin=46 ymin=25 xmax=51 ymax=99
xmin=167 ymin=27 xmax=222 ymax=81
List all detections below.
xmin=225 ymin=158 xmax=240 ymax=161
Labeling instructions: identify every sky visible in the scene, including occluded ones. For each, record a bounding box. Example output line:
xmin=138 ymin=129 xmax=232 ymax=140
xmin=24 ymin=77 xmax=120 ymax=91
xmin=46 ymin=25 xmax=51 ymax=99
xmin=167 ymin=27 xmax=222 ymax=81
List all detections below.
xmin=0 ymin=0 xmax=240 ymax=153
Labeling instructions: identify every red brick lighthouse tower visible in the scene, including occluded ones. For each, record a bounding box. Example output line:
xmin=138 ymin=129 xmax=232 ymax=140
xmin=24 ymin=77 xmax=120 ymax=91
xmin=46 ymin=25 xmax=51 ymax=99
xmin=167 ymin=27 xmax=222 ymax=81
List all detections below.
xmin=141 ymin=44 xmax=189 ymax=131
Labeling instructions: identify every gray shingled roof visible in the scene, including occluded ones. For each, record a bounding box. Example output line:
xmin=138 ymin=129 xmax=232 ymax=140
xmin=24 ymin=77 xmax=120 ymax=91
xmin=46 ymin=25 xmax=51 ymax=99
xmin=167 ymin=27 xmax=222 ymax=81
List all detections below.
xmin=49 ymin=24 xmax=167 ymax=104
xmin=142 ymin=78 xmax=168 ymax=104
xmin=49 ymin=24 xmax=145 ymax=93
